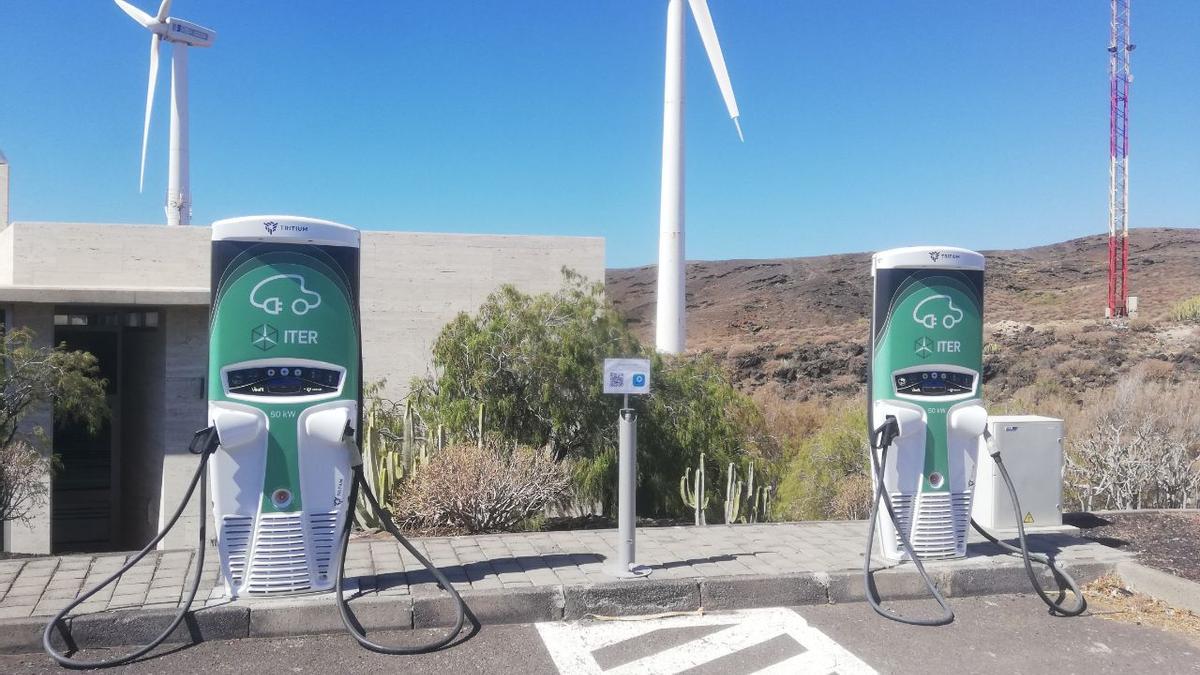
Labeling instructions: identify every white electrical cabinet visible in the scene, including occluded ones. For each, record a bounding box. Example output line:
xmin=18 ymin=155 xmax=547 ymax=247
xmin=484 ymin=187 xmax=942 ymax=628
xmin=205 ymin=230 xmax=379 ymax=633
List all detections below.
xmin=971 ymin=415 xmax=1064 ymax=530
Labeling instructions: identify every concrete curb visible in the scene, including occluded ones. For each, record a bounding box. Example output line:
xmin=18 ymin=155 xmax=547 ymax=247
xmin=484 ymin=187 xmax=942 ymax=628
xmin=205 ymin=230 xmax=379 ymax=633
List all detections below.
xmin=0 ymin=557 xmax=1123 ymax=653
xmin=1116 ymin=561 xmax=1200 ymax=615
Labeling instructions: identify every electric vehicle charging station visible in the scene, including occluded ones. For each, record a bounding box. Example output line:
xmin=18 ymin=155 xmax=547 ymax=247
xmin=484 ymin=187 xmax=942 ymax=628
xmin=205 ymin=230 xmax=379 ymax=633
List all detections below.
xmin=869 ymin=246 xmax=988 ymax=561
xmin=44 ymin=216 xmax=466 ymax=668
xmin=864 ymin=246 xmax=1085 ymax=626
xmin=208 ymin=216 xmax=362 ymax=597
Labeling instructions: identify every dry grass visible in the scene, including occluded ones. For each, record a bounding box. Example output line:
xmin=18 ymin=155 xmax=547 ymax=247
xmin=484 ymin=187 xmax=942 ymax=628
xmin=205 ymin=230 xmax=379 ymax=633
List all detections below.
xmin=1085 ymin=574 xmax=1200 ymax=643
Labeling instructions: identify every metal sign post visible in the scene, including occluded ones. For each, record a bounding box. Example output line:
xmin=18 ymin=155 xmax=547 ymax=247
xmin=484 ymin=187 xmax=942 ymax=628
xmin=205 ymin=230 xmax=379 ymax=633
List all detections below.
xmin=604 ymin=358 xmax=651 ymax=578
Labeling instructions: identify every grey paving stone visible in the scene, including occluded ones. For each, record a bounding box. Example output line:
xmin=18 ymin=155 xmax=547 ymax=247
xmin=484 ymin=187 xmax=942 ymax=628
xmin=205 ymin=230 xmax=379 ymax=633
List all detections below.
xmin=0 ymin=606 xmax=34 ymax=620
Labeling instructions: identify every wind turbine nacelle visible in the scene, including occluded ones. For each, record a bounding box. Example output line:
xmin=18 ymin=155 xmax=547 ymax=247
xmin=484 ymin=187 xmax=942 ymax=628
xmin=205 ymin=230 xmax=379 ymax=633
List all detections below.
xmin=165 ymin=18 xmax=215 ymax=47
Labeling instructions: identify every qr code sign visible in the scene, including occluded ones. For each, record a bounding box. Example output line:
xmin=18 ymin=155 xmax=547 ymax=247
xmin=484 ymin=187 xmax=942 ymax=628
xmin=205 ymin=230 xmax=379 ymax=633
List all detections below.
xmin=608 ymin=372 xmax=625 ymax=389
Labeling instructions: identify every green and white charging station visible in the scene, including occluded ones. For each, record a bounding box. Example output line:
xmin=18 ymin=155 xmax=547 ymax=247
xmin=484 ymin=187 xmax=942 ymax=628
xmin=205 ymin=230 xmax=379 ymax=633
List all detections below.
xmin=208 ymin=215 xmax=362 ymax=597
xmin=869 ymin=246 xmax=988 ymax=561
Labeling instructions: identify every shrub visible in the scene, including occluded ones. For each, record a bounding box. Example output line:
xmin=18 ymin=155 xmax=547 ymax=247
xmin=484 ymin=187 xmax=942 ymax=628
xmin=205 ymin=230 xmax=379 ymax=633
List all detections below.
xmin=773 ymin=399 xmax=870 ymax=521
xmin=1130 ymin=359 xmax=1174 ymax=382
xmin=0 ymin=441 xmax=51 ymax=526
xmin=410 ymin=269 xmax=768 ymax=518
xmin=1169 ymin=295 xmax=1200 ymax=322
xmin=1056 ymin=358 xmax=1103 ymax=381
xmin=1065 ymin=373 xmax=1200 ymax=510
xmin=409 ymin=269 xmax=638 ymax=459
xmin=830 ymin=473 xmax=873 ymax=520
xmin=0 ymin=328 xmax=107 ymax=525
xmin=390 ymin=443 xmax=571 ymax=534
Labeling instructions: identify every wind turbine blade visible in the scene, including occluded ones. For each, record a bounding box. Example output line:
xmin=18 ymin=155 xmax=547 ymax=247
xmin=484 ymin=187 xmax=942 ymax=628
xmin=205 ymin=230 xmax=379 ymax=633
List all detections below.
xmin=686 ymin=0 xmax=743 ymax=140
xmin=113 ymin=0 xmax=155 ymax=28
xmin=154 ymin=0 xmax=172 ymax=22
xmin=139 ymin=33 xmax=161 ymax=193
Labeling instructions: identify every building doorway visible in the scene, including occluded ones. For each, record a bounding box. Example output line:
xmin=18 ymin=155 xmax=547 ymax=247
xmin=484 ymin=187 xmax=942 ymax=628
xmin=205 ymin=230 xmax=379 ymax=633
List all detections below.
xmin=51 ymin=309 xmax=160 ymax=553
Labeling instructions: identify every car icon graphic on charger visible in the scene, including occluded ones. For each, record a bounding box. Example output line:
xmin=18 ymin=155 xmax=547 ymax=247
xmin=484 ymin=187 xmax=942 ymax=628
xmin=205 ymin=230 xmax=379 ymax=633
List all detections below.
xmin=250 ymin=274 xmax=322 ymax=316
xmin=912 ymin=294 xmax=964 ymax=330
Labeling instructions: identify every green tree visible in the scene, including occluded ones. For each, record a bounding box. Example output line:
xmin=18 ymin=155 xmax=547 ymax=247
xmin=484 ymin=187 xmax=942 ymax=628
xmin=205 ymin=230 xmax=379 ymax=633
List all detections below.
xmin=410 ymin=270 xmax=768 ymax=517
xmin=0 ymin=327 xmax=108 ymax=524
xmin=410 ymin=269 xmax=639 ymax=458
xmin=773 ymin=398 xmax=871 ymax=521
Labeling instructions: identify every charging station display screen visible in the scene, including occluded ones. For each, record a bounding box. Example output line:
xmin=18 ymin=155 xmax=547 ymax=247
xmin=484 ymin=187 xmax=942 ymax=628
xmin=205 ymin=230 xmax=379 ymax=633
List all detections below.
xmin=893 ymin=370 xmax=975 ymax=396
xmin=226 ymin=366 xmax=342 ymax=397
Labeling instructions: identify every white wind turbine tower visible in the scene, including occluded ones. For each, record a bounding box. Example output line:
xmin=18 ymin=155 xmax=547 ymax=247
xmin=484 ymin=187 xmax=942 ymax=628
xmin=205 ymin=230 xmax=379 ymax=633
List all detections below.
xmin=655 ymin=0 xmax=742 ymax=355
xmin=113 ymin=0 xmax=216 ymax=226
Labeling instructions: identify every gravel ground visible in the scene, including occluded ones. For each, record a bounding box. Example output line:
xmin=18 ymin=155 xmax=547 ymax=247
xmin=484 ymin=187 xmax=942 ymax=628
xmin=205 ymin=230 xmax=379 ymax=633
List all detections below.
xmin=1068 ymin=511 xmax=1200 ymax=582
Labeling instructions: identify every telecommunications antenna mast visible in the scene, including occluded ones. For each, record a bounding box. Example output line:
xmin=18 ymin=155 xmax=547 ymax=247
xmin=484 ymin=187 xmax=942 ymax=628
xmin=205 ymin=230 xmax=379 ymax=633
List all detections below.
xmin=1107 ymin=0 xmax=1133 ymax=318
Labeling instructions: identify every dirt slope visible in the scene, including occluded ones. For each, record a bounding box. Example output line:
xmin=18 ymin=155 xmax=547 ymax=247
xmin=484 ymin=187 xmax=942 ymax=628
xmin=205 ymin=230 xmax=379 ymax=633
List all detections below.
xmin=607 ymin=228 xmax=1200 ymax=401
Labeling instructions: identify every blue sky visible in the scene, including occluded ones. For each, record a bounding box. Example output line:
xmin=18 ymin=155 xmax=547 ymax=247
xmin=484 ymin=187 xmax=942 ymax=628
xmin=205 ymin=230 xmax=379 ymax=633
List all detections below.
xmin=1 ymin=1 xmax=1197 ymax=268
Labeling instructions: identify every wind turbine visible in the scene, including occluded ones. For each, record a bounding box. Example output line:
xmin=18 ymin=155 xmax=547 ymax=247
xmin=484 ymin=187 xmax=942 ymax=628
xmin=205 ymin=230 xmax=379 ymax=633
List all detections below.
xmin=113 ymin=0 xmax=215 ymax=226
xmin=655 ymin=0 xmax=742 ymax=355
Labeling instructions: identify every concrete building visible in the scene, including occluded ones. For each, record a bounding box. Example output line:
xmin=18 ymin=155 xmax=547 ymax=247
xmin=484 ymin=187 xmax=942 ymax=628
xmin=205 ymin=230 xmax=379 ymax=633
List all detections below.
xmin=0 ymin=169 xmax=603 ymax=554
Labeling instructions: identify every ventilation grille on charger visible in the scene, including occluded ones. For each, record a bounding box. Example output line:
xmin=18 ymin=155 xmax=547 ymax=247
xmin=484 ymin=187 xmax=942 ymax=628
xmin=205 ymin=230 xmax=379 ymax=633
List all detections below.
xmin=220 ymin=515 xmax=253 ymax=588
xmin=889 ymin=491 xmax=972 ymax=559
xmin=245 ymin=513 xmax=311 ymax=595
xmin=307 ymin=510 xmax=340 ymax=581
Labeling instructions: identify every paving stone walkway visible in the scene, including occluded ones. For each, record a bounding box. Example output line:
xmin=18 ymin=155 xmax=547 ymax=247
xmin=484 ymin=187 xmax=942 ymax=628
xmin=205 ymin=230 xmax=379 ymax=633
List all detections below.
xmin=0 ymin=520 xmax=1123 ymax=621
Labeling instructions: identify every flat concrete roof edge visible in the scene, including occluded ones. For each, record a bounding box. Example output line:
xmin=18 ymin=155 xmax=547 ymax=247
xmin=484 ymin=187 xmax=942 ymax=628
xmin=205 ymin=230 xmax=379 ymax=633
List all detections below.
xmin=0 ymin=285 xmax=209 ymax=306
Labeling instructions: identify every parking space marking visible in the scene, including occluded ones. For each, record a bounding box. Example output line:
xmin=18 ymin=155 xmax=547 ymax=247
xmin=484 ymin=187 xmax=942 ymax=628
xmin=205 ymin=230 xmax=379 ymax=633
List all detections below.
xmin=535 ymin=607 xmax=877 ymax=674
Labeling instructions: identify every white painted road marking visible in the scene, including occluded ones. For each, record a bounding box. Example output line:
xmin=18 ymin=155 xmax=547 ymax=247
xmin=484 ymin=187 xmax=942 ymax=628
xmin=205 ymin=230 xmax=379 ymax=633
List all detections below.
xmin=535 ymin=607 xmax=877 ymax=675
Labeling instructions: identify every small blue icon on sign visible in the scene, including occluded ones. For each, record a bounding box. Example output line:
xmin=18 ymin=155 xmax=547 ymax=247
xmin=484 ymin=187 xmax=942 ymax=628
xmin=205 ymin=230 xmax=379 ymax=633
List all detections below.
xmin=632 ymin=373 xmax=646 ymax=387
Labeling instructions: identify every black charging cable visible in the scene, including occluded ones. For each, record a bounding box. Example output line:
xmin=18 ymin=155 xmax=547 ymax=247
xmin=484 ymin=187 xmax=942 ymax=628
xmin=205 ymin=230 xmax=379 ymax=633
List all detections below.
xmin=333 ymin=466 xmax=470 ymax=653
xmin=42 ymin=427 xmax=221 ymax=669
xmin=863 ymin=415 xmax=956 ymax=626
xmin=970 ymin=435 xmax=1086 ymax=617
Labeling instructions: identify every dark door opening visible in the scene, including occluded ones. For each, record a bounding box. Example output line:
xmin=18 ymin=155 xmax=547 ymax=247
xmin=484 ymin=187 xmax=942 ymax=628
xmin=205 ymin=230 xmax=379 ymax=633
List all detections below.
xmin=52 ymin=327 xmax=121 ymax=553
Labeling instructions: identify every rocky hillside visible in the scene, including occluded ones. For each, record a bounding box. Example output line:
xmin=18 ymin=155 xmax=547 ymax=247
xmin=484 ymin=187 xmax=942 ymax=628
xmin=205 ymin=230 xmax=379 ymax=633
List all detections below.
xmin=607 ymin=228 xmax=1200 ymax=403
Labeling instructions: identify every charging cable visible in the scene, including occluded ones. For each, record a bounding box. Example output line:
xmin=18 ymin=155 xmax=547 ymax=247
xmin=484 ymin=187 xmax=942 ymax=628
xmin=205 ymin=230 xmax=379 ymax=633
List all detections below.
xmin=863 ymin=416 xmax=955 ymax=626
xmin=970 ymin=431 xmax=1086 ymax=616
xmin=42 ymin=427 xmax=221 ymax=669
xmin=333 ymin=465 xmax=470 ymax=653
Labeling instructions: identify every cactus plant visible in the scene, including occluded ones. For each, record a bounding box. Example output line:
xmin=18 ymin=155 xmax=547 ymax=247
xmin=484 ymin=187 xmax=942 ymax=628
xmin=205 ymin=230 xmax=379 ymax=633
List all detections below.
xmin=680 ymin=452 xmax=709 ymax=526
xmin=745 ymin=462 xmax=757 ymax=523
xmin=724 ymin=462 xmax=743 ymax=524
xmin=355 ymin=397 xmax=441 ymax=528
xmin=753 ymin=482 xmax=772 ymax=521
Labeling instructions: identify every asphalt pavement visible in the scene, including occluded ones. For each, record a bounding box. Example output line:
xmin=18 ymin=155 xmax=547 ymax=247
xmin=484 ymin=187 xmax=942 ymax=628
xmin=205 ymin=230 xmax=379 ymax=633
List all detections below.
xmin=3 ymin=595 xmax=1197 ymax=674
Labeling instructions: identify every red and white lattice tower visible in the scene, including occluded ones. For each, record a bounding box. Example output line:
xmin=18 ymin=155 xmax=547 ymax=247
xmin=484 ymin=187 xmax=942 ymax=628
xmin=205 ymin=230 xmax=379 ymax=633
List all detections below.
xmin=1107 ymin=0 xmax=1133 ymax=318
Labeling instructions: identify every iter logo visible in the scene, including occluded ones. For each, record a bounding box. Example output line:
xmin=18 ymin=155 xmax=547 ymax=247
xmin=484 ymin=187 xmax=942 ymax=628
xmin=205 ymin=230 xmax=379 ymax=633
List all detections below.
xmin=251 ymin=323 xmax=278 ymax=351
xmin=250 ymin=274 xmax=322 ymax=316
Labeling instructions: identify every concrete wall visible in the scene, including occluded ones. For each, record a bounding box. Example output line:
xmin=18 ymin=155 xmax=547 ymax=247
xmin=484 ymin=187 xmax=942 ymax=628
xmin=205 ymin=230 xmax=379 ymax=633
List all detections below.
xmin=4 ymin=222 xmax=210 ymax=289
xmin=158 ymin=306 xmax=211 ymax=550
xmin=119 ymin=328 xmax=166 ymax=548
xmin=0 ymin=226 xmax=14 ymax=285
xmin=1 ymin=303 xmax=55 ymax=554
xmin=359 ymin=232 xmax=605 ymax=399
